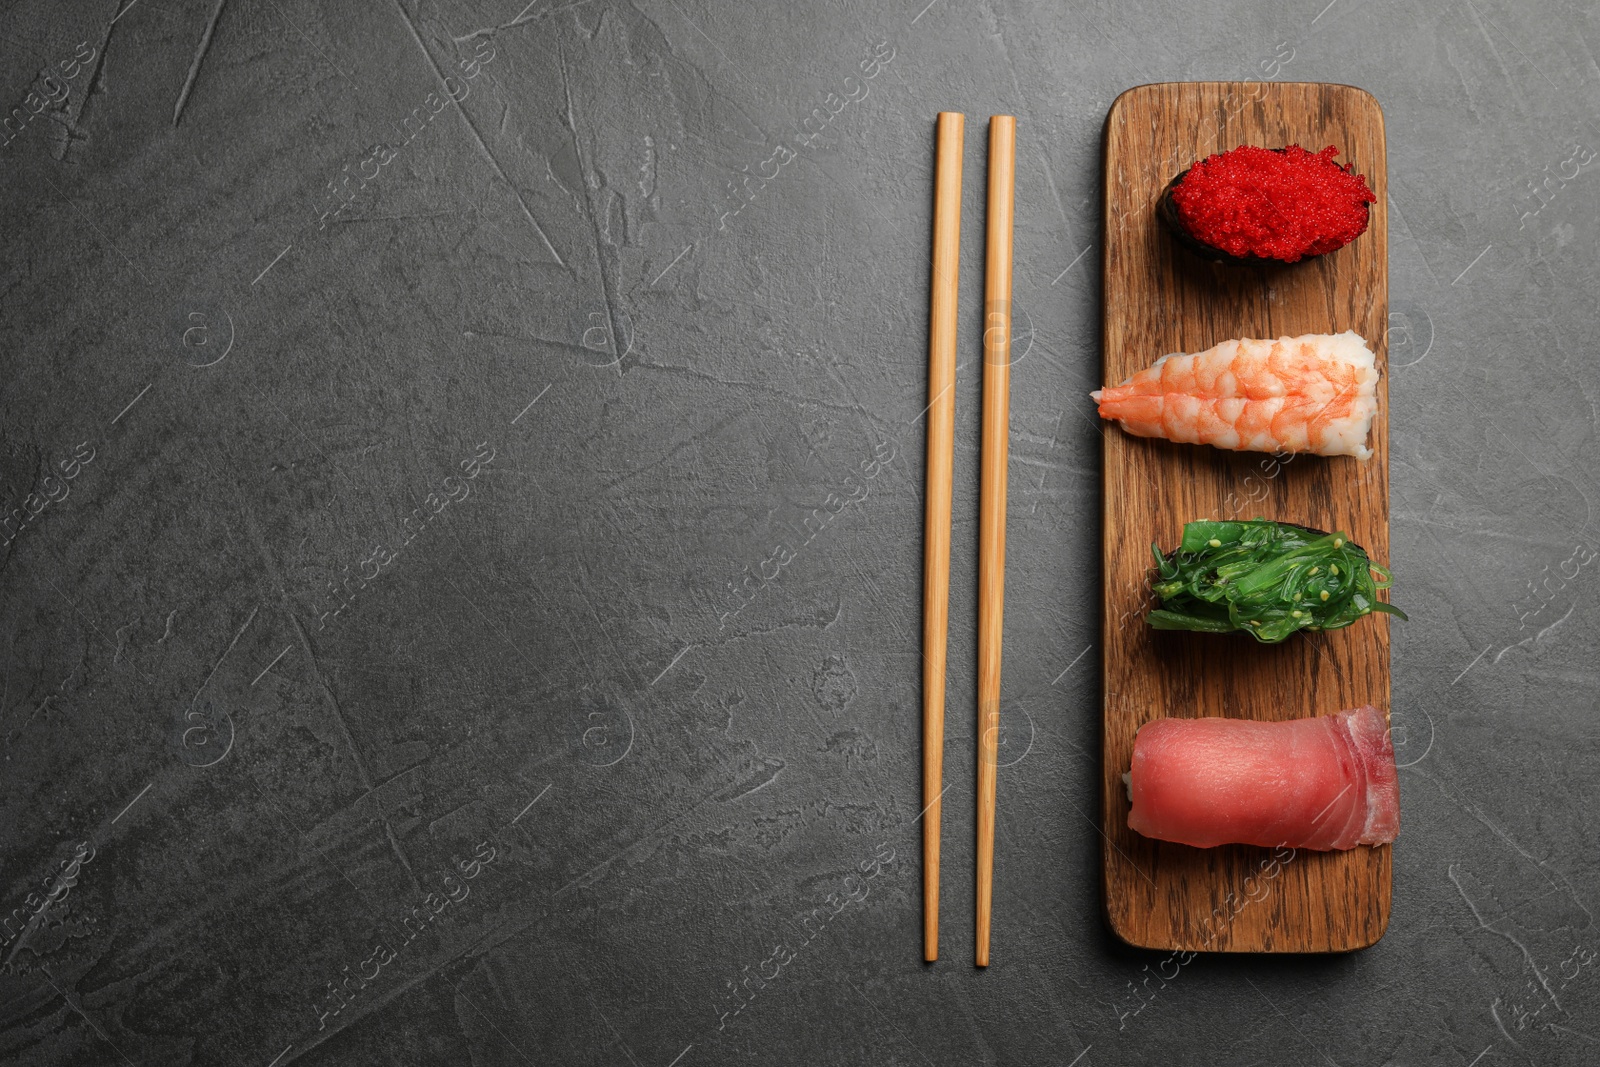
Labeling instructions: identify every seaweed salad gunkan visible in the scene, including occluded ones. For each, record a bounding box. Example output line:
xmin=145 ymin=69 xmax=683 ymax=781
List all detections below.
xmin=1146 ymin=519 xmax=1405 ymax=644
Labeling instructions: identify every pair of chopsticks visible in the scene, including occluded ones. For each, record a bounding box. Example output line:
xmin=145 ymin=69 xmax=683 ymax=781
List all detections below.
xmin=923 ymin=112 xmax=1016 ymax=967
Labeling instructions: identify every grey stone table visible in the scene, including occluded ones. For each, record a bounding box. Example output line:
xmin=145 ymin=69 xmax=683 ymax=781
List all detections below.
xmin=1 ymin=1 xmax=1596 ymax=1064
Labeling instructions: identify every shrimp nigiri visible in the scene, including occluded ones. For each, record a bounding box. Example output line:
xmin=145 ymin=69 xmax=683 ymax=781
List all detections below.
xmin=1092 ymin=331 xmax=1379 ymax=459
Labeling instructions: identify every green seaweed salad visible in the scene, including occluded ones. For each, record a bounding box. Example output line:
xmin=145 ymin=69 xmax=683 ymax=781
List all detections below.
xmin=1147 ymin=519 xmax=1406 ymax=644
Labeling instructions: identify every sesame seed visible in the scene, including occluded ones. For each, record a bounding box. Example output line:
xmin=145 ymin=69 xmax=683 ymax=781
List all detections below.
xmin=1320 ymin=590 xmax=1330 ymax=601
xmin=1208 ymin=538 xmax=1222 ymax=548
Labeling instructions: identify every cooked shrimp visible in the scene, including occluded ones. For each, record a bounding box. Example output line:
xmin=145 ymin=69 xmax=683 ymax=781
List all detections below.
xmin=1092 ymin=331 xmax=1379 ymax=459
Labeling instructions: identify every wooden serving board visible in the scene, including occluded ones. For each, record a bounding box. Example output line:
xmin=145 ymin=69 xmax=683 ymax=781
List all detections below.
xmin=1100 ymin=83 xmax=1390 ymax=953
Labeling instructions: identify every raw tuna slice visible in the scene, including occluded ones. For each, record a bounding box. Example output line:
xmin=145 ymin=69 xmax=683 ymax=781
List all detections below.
xmin=1127 ymin=705 xmax=1399 ymax=851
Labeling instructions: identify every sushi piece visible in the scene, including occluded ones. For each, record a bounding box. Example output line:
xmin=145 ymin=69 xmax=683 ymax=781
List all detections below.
xmin=1126 ymin=705 xmax=1399 ymax=851
xmin=1147 ymin=518 xmax=1405 ymax=643
xmin=1157 ymin=144 xmax=1376 ymax=264
xmin=1092 ymin=331 xmax=1379 ymax=459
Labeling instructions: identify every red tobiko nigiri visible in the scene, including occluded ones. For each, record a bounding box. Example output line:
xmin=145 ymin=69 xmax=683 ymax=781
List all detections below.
xmin=1126 ymin=705 xmax=1399 ymax=851
xmin=1157 ymin=144 xmax=1377 ymax=264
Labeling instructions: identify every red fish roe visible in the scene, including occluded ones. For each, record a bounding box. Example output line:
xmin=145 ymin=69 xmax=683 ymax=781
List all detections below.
xmin=1169 ymin=145 xmax=1376 ymax=263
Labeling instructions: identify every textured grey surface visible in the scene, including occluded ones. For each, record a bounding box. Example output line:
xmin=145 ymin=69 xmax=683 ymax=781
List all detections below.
xmin=1 ymin=0 xmax=1597 ymax=1064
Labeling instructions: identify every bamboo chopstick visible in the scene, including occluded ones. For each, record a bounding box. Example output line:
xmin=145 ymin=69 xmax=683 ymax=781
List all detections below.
xmin=923 ymin=111 xmax=964 ymax=964
xmin=975 ymin=114 xmax=1016 ymax=969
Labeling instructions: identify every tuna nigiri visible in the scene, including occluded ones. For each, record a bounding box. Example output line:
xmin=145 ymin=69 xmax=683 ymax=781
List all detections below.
xmin=1093 ymin=331 xmax=1379 ymax=459
xmin=1126 ymin=705 xmax=1399 ymax=851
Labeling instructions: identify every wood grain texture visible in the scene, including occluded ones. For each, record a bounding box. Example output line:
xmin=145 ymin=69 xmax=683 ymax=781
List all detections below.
xmin=1100 ymin=82 xmax=1391 ymax=953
